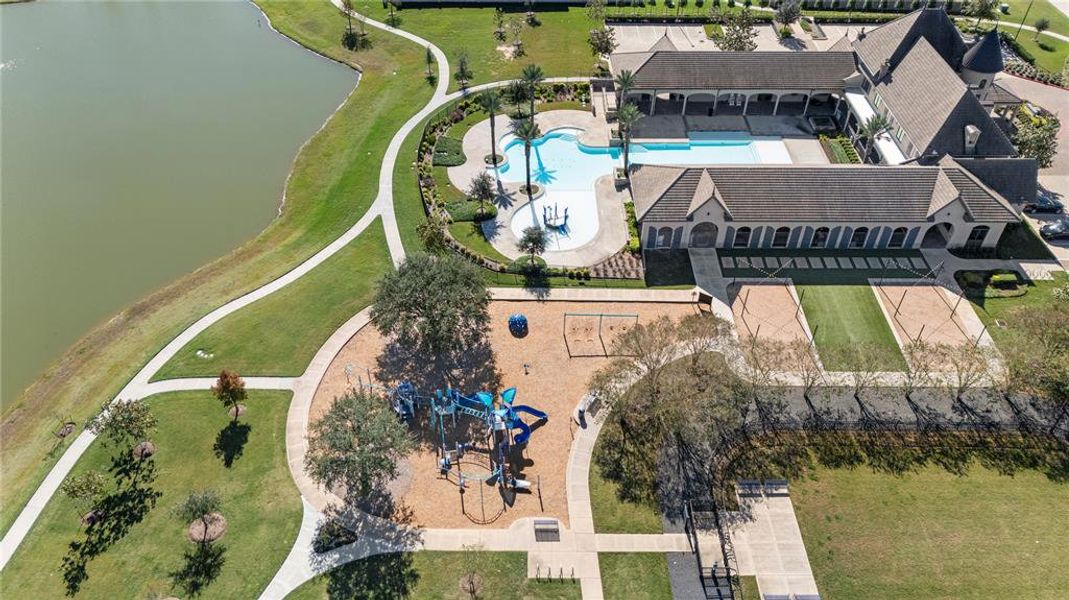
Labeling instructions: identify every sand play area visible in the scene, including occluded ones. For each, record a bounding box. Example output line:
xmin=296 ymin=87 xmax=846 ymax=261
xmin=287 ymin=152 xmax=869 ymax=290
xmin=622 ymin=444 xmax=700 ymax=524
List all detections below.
xmin=310 ymin=299 xmax=701 ymax=529
xmin=873 ymin=283 xmax=974 ymax=347
xmin=729 ymin=281 xmax=811 ymax=346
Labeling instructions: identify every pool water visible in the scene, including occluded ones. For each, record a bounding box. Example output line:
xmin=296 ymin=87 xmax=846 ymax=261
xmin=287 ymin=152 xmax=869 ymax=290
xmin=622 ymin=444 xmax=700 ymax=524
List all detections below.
xmin=499 ymin=128 xmax=788 ymax=251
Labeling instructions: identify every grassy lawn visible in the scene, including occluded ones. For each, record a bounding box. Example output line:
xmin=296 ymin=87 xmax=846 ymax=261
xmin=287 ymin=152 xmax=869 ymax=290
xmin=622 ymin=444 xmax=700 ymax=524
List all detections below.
xmin=155 ymin=221 xmax=391 ymax=379
xmin=0 ymin=0 xmax=433 ymax=533
xmin=590 ymin=447 xmax=662 ymax=534
xmin=797 ymin=284 xmax=906 ymax=371
xmin=0 ymin=391 xmax=300 ymax=599
xmin=286 ymin=551 xmax=580 ymax=599
xmin=598 ymin=553 xmax=672 ymax=600
xmin=793 ymin=463 xmax=1069 ymax=599
xmin=1002 ymin=0 xmax=1069 ymax=38
xmin=449 ymin=221 xmax=514 ymax=264
xmin=1015 ymin=30 xmax=1069 ymax=73
xmin=739 ymin=575 xmax=760 ymax=600
xmin=643 ymin=249 xmax=697 ymax=287
xmin=962 ymin=271 xmax=1068 ymax=346
xmin=359 ymin=5 xmax=598 ymax=90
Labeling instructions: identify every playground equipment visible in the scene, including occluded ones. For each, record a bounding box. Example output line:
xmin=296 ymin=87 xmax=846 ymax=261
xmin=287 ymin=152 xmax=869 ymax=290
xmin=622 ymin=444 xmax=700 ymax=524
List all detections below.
xmin=508 ymin=313 xmax=529 ymax=337
xmin=563 ymin=312 xmax=639 ymax=357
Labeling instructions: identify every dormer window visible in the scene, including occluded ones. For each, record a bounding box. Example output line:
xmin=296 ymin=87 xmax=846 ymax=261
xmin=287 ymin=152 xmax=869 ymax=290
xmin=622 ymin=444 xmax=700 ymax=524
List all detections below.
xmin=977 ymin=79 xmax=986 ymax=89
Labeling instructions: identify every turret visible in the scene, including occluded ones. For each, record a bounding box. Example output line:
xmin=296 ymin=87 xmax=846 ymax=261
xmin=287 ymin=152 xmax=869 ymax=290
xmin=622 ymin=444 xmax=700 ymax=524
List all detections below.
xmin=960 ymin=30 xmax=1004 ymax=103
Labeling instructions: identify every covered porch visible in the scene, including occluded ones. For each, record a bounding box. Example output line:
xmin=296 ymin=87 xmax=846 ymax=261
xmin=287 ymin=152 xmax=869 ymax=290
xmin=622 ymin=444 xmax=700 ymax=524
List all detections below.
xmin=624 ymin=89 xmax=843 ymax=118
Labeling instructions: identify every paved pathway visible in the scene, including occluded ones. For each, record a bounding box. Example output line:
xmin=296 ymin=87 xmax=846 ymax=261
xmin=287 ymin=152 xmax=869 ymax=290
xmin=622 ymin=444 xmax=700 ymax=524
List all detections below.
xmin=728 ymin=493 xmax=820 ymax=599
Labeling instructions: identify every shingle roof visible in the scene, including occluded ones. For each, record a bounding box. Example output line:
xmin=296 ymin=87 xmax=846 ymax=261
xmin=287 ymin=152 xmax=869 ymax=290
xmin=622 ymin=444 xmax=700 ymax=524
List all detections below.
xmin=609 ymin=51 xmax=857 ymax=90
xmin=962 ymin=30 xmax=1003 ymax=74
xmin=630 ymin=164 xmax=1019 ymax=223
xmin=951 ymin=157 xmax=1037 ymax=204
xmin=648 ymin=31 xmax=678 ymax=52
xmin=853 ymin=8 xmax=966 ymax=74
xmin=875 ymin=39 xmax=1016 ymax=158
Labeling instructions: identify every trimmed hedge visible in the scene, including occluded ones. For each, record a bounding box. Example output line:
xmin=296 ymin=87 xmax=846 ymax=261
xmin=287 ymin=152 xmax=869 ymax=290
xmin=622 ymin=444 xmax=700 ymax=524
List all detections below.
xmin=445 ymin=200 xmax=498 ymax=222
xmin=625 ymin=202 xmax=641 ymax=253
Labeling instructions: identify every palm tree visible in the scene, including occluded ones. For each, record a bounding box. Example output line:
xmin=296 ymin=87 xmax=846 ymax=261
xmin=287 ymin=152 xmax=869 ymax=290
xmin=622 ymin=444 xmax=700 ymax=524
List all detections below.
xmin=616 ymin=103 xmax=643 ymax=178
xmin=520 ymin=64 xmax=545 ymax=121
xmin=856 ymin=114 xmax=892 ymax=163
xmin=613 ymin=69 xmax=635 ymax=109
xmin=511 ymin=119 xmax=542 ymax=200
xmin=477 ymin=91 xmax=504 ymax=166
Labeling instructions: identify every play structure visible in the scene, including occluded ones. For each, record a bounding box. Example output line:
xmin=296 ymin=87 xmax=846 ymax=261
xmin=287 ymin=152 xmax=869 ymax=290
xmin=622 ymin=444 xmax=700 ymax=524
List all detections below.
xmin=542 ymin=202 xmax=569 ymax=232
xmin=391 ymin=381 xmax=548 ymax=523
xmin=563 ymin=312 xmax=639 ymax=357
xmin=508 ymin=313 xmax=529 ymax=337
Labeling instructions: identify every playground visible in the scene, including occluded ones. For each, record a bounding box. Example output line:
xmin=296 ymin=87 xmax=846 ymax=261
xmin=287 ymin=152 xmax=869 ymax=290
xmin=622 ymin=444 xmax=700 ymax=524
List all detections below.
xmin=728 ymin=280 xmax=813 ymax=346
xmin=872 ymin=282 xmax=976 ymax=348
xmin=309 ymin=299 xmax=701 ymax=529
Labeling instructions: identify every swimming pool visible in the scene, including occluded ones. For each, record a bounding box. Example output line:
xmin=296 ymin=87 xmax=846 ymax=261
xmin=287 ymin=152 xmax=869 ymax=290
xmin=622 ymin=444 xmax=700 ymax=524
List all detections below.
xmin=499 ymin=128 xmax=790 ymax=251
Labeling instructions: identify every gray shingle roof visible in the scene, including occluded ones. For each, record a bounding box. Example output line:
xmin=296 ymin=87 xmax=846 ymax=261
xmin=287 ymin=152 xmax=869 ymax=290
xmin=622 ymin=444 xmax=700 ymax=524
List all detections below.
xmin=649 ymin=32 xmax=678 ymax=52
xmin=962 ymin=30 xmax=1004 ymax=74
xmin=951 ymin=156 xmax=1037 ymax=204
xmin=609 ymin=51 xmax=857 ymax=90
xmin=630 ymin=164 xmax=1019 ymax=224
xmin=853 ymin=8 xmax=966 ymax=75
xmin=875 ymin=39 xmax=1016 ymax=158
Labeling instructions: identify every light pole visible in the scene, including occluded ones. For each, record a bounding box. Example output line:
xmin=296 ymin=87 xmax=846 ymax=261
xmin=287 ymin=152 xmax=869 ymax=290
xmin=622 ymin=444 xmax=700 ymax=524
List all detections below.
xmin=1015 ymin=0 xmax=1036 ymax=40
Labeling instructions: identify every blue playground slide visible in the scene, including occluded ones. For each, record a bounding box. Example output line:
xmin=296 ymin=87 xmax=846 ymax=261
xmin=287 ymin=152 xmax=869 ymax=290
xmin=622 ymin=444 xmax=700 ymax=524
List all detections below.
xmin=509 ymin=405 xmax=548 ymax=445
xmin=511 ymin=418 xmax=533 ymax=445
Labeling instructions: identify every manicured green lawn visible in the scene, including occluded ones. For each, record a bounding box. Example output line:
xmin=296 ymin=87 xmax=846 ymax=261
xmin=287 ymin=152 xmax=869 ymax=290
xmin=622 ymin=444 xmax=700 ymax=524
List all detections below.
xmin=1015 ymin=29 xmax=1069 ymax=73
xmin=450 ymin=221 xmax=515 ymax=265
xmin=1002 ymin=0 xmax=1069 ymax=38
xmin=359 ymin=5 xmax=598 ymax=90
xmin=0 ymin=391 xmax=300 ymax=599
xmin=797 ymin=284 xmax=906 ymax=371
xmin=286 ymin=551 xmax=581 ymax=599
xmin=793 ymin=463 xmax=1069 ymax=599
xmin=590 ymin=453 xmax=662 ymax=534
xmin=156 ymin=221 xmax=392 ymax=378
xmin=963 ymin=271 xmax=1068 ymax=346
xmin=1 ymin=0 xmax=433 ymax=534
xmin=739 ymin=575 xmax=760 ymax=600
xmin=598 ymin=553 xmax=673 ymax=600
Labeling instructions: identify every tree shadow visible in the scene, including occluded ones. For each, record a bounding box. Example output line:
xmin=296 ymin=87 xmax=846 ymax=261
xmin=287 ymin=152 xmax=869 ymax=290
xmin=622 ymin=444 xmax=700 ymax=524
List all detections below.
xmin=62 ymin=455 xmax=161 ymax=595
xmin=376 ymin=337 xmax=501 ymax=397
xmin=322 ymin=552 xmax=419 ymax=600
xmin=213 ymin=421 xmax=252 ymax=468
xmin=169 ymin=542 xmax=227 ymax=597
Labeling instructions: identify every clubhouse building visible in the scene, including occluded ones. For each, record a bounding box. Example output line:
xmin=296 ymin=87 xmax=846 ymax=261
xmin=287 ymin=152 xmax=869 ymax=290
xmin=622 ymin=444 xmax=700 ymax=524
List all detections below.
xmin=610 ymin=9 xmax=1037 ymax=252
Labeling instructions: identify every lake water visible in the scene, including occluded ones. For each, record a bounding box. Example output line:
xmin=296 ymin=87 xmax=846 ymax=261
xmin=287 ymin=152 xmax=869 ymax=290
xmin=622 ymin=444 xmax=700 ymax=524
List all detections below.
xmin=0 ymin=1 xmax=356 ymax=404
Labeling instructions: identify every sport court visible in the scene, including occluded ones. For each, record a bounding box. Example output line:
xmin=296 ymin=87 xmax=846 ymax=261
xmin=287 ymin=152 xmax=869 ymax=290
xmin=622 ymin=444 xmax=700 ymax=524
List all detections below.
xmin=873 ymin=283 xmax=975 ymax=347
xmin=729 ymin=280 xmax=812 ymax=345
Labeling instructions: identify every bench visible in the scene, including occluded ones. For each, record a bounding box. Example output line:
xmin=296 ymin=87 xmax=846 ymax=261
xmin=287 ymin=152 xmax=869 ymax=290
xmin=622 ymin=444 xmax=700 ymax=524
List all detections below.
xmin=533 ymin=519 xmax=560 ymax=542
xmin=737 ymin=479 xmax=763 ymax=497
xmin=763 ymin=478 xmax=790 ymax=496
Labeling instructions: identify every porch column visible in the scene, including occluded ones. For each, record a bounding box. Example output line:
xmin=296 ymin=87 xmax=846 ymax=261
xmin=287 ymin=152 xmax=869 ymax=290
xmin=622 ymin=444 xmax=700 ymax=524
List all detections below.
xmin=802 ymin=89 xmax=813 ymax=116
xmin=742 ymin=93 xmax=750 ymax=115
xmin=681 ymin=93 xmax=688 ymax=116
xmin=650 ymin=89 xmax=657 ymax=116
xmin=772 ymin=93 xmax=781 ymax=116
xmin=712 ymin=89 xmax=719 ymax=115
xmin=833 ymin=94 xmax=843 ymax=114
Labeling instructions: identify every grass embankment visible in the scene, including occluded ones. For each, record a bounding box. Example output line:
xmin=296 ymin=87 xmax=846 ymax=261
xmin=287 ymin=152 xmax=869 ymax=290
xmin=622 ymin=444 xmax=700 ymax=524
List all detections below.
xmin=599 ymin=553 xmax=673 ymax=600
xmin=0 ymin=391 xmax=299 ymax=599
xmin=155 ymin=222 xmax=391 ymax=378
xmin=360 ymin=5 xmax=598 ymax=91
xmin=0 ymin=0 xmax=432 ymax=535
xmin=964 ymin=271 xmax=1068 ymax=346
xmin=286 ymin=551 xmax=581 ymax=599
xmin=797 ymin=284 xmax=906 ymax=371
xmin=793 ymin=463 xmax=1069 ymax=599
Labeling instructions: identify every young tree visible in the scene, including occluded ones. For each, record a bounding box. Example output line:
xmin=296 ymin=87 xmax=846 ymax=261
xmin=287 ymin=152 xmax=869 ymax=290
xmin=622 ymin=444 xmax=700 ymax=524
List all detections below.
xmin=493 ymin=8 xmax=507 ymax=41
xmin=476 ymin=90 xmax=504 ymax=166
xmin=900 ymin=339 xmax=935 ymax=401
xmin=454 ymin=52 xmax=473 ymax=89
xmin=1034 ymin=18 xmax=1051 ymax=41
xmin=520 ymin=64 xmax=546 ymax=121
xmin=416 ymin=210 xmax=450 ymax=254
xmin=425 ymin=46 xmax=435 ymax=80
xmin=586 ymin=0 xmax=609 ymax=23
xmin=1013 ymin=118 xmax=1059 ymax=168
xmin=964 ymin=0 xmax=998 ymax=28
xmin=212 ymin=370 xmax=248 ymax=422
xmin=371 ymin=254 xmax=491 ymax=355
xmin=589 ymin=26 xmax=619 ymax=56
xmin=340 ymin=0 xmax=358 ymax=50
xmin=713 ymin=7 xmax=758 ymax=51
xmin=518 ymin=226 xmax=549 ymax=268
xmin=940 ymin=342 xmax=991 ymax=409
xmin=61 ymin=470 xmax=108 ymax=518
xmin=306 ymin=390 xmax=414 ymax=504
xmin=616 ymin=103 xmax=644 ymax=177
xmin=511 ymin=118 xmax=543 ymax=200
xmin=89 ymin=398 xmax=158 ymax=447
xmin=775 ymin=0 xmax=802 ymax=25
xmin=508 ymin=16 xmax=526 ymax=57
xmin=467 ymin=172 xmax=496 ymax=218
xmin=385 ymin=0 xmax=400 ymax=27
xmin=175 ymin=490 xmax=223 ymax=545
xmin=786 ymin=338 xmax=824 ymax=403
xmin=460 ymin=544 xmax=488 ymax=598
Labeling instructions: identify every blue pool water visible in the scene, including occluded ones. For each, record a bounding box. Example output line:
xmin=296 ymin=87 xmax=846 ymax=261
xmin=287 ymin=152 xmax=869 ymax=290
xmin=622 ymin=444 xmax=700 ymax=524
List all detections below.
xmin=497 ymin=128 xmax=775 ymax=252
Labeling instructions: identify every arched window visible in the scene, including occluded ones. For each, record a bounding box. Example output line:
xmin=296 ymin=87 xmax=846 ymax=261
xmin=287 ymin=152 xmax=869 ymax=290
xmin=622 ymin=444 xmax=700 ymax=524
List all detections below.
xmin=811 ymin=227 xmax=830 ymax=248
xmin=772 ymin=227 xmax=791 ymax=248
xmin=657 ymin=227 xmax=674 ymax=248
xmin=849 ymin=227 xmax=870 ymax=248
xmin=733 ymin=227 xmax=751 ymax=248
xmin=967 ymin=225 xmax=990 ymax=246
xmin=888 ymin=227 xmax=908 ymax=248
